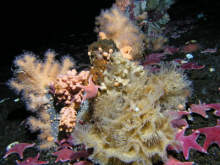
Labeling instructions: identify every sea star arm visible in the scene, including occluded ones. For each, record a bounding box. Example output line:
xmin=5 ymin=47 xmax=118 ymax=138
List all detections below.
xmin=197 ymin=120 xmax=220 ymax=151
xmin=77 ymin=75 xmax=100 ymax=102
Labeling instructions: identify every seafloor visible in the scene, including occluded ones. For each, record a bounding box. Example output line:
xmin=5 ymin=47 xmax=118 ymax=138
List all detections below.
xmin=1 ymin=0 xmax=220 ymax=165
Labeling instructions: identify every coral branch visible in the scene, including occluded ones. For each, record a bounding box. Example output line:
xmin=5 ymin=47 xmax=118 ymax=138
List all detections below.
xmin=59 ymin=105 xmax=77 ymax=132
xmin=8 ymin=50 xmax=75 ymax=150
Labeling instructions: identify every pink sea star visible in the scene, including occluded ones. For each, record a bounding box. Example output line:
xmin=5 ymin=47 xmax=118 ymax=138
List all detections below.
xmin=196 ymin=120 xmax=220 ymax=152
xmin=3 ymin=143 xmax=35 ymax=159
xmin=201 ymin=48 xmax=217 ymax=53
xmin=164 ymin=46 xmax=180 ymax=54
xmin=52 ymin=148 xmax=90 ymax=163
xmin=77 ymin=75 xmax=100 ymax=102
xmin=55 ymin=136 xmax=74 ymax=150
xmin=169 ymin=128 xmax=206 ymax=160
xmin=16 ymin=153 xmax=48 ymax=165
xmin=180 ymin=62 xmax=205 ymax=70
xmin=143 ymin=53 xmax=166 ymax=66
xmin=52 ymin=148 xmax=75 ymax=163
xmin=56 ymin=142 xmax=73 ymax=150
xmin=189 ymin=101 xmax=211 ymax=118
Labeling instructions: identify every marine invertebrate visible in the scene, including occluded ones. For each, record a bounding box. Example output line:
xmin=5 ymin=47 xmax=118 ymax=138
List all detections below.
xmin=154 ymin=62 xmax=192 ymax=110
xmin=114 ymin=0 xmax=131 ymax=12
xmin=71 ymin=52 xmax=192 ymax=164
xmin=196 ymin=120 xmax=220 ymax=152
xmin=88 ymin=39 xmax=117 ymax=84
xmin=181 ymin=43 xmax=200 ymax=53
xmin=168 ymin=128 xmax=206 ymax=160
xmin=59 ymin=105 xmax=77 ymax=132
xmin=3 ymin=143 xmax=35 ymax=159
xmin=77 ymin=75 xmax=101 ymax=102
xmin=50 ymin=69 xmax=89 ymax=105
xmin=204 ymin=103 xmax=220 ymax=116
xmin=8 ymin=51 xmax=75 ymax=149
xmin=189 ymin=101 xmax=211 ymax=118
xmin=16 ymin=154 xmax=48 ymax=165
xmin=52 ymin=149 xmax=76 ymax=163
xmin=95 ymin=6 xmax=145 ymax=60
xmin=5 ymin=1 xmax=220 ymax=164
xmin=201 ymin=48 xmax=217 ymax=53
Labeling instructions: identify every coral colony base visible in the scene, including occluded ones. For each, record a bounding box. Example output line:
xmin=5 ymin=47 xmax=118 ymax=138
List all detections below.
xmin=3 ymin=0 xmax=220 ymax=165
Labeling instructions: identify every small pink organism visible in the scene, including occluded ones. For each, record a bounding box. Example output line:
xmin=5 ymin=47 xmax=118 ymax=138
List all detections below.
xmin=201 ymin=48 xmax=217 ymax=53
xmin=181 ymin=40 xmax=200 ymax=53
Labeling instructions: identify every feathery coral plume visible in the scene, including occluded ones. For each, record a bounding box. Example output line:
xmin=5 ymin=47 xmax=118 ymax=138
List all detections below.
xmin=8 ymin=50 xmax=75 ymax=150
xmin=8 ymin=50 xmax=75 ymax=110
xmin=114 ymin=0 xmax=131 ymax=12
xmin=95 ymin=6 xmax=145 ymax=60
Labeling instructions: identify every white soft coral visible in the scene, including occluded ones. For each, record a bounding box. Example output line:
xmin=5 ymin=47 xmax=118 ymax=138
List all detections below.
xmin=95 ymin=7 xmax=145 ymax=60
